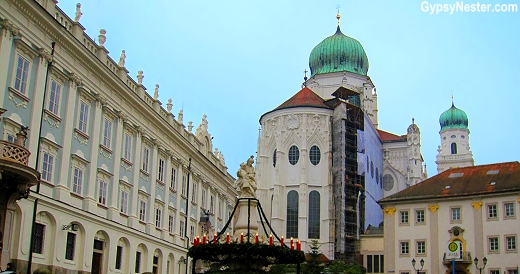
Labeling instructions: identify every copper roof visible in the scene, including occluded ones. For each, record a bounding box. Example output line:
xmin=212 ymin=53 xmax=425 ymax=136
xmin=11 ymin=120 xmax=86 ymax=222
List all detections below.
xmin=274 ymin=87 xmax=329 ymax=110
xmin=379 ymin=162 xmax=520 ymax=203
xmin=377 ymin=129 xmax=407 ymax=142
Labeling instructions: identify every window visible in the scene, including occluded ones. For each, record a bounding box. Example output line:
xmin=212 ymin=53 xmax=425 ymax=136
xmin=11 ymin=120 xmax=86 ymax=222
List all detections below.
xmin=153 ymin=255 xmax=159 ymax=274
xmin=506 ymin=236 xmax=517 ymax=251
xmin=190 ymin=226 xmax=195 ymax=240
xmin=41 ymin=152 xmax=54 ymax=182
xmin=78 ymin=100 xmax=89 ymax=133
xmin=48 ymin=80 xmax=61 ymax=115
xmin=210 ymin=195 xmax=214 ymax=214
xmin=309 ymin=145 xmax=321 ymax=165
xmin=120 ymin=190 xmax=129 ymax=214
xmin=168 ymin=213 xmax=175 ymax=234
xmin=416 ymin=210 xmax=425 ymax=224
xmin=308 ymin=191 xmax=320 ymax=239
xmin=181 ymin=175 xmax=187 ymax=196
xmin=488 ymin=204 xmax=498 ymax=219
xmin=124 ymin=133 xmax=132 ymax=161
xmin=366 ymin=254 xmax=384 ymax=273
xmin=451 ymin=142 xmax=457 ymax=154
xmin=451 ymin=207 xmax=461 ymax=221
xmin=14 ymin=55 xmax=30 ymax=94
xmin=170 ymin=167 xmax=177 ymax=190
xmin=191 ymin=183 xmax=197 ymax=203
xmin=72 ymin=167 xmax=83 ymax=195
xmin=505 ymin=203 xmax=515 ymax=217
xmin=383 ymin=174 xmax=394 ymax=191
xmin=139 ymin=199 xmax=147 ymax=222
xmin=273 ymin=149 xmax=277 ymax=167
xmin=288 ymin=145 xmax=299 ymax=165
xmin=155 ymin=207 xmax=162 ymax=228
xmin=400 ymin=241 xmax=409 ymax=255
xmin=180 ymin=218 xmax=185 ymax=237
xmin=218 ymin=200 xmax=223 ymax=218
xmin=135 ymin=251 xmax=142 ymax=273
xmin=489 ymin=271 xmax=500 ymax=274
xmin=115 ymin=245 xmax=123 ymax=270
xmin=417 ymin=241 xmax=426 ymax=254
xmin=158 ymin=158 xmax=165 ymax=182
xmin=400 ymin=210 xmax=409 ymax=224
xmin=489 ymin=237 xmax=499 ymax=252
xmin=65 ymin=232 xmax=76 ymax=260
xmin=201 ymin=188 xmax=207 ymax=209
xmin=142 ymin=146 xmax=150 ymax=172
xmin=287 ymin=190 xmax=299 ymax=238
xmin=102 ymin=118 xmax=113 ymax=149
xmin=98 ymin=180 xmax=108 ymax=205
xmin=32 ymin=223 xmax=45 ymax=254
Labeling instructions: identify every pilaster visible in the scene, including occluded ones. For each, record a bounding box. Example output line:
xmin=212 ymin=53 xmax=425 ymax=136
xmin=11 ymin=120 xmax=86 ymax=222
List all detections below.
xmin=146 ymin=140 xmax=159 ymax=233
xmin=0 ymin=19 xmax=19 ymax=109
xmin=429 ymin=204 xmax=440 ymax=274
xmin=106 ymin=109 xmax=125 ymax=219
xmin=84 ymin=95 xmax=104 ymax=212
xmin=128 ymin=125 xmax=142 ymax=228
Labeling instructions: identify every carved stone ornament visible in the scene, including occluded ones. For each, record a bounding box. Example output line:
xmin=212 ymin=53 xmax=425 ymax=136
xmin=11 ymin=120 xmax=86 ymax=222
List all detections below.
xmin=471 ymin=201 xmax=483 ymax=210
xmin=428 ymin=205 xmax=439 ymax=213
xmin=68 ymin=73 xmax=83 ymax=86
xmin=286 ymin=114 xmax=300 ymax=130
xmin=382 ymin=207 xmax=396 ymax=217
xmin=0 ymin=19 xmax=20 ymax=38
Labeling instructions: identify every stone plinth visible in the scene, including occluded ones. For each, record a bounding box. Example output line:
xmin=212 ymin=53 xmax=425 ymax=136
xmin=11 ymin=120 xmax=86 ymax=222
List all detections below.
xmin=233 ymin=198 xmax=259 ymax=241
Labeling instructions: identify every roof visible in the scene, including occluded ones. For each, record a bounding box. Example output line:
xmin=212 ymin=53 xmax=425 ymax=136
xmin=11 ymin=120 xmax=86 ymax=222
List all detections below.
xmin=274 ymin=87 xmax=329 ymax=111
xmin=379 ymin=162 xmax=520 ymax=203
xmin=376 ymin=129 xmax=407 ymax=142
xmin=439 ymin=103 xmax=469 ymax=131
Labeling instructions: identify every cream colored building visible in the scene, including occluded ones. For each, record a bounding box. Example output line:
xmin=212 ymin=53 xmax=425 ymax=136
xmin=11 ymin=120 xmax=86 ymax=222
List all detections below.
xmin=380 ymin=162 xmax=520 ymax=274
xmin=0 ymin=0 xmax=237 ymax=273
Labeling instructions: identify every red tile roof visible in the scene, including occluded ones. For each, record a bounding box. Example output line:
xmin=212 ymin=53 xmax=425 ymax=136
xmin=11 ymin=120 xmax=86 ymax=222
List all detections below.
xmin=377 ymin=129 xmax=407 ymax=142
xmin=274 ymin=87 xmax=329 ymax=110
xmin=379 ymin=162 xmax=520 ymax=203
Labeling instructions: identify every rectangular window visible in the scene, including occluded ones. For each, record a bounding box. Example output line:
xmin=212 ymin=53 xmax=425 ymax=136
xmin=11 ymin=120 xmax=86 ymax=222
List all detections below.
xmin=124 ymin=133 xmax=132 ymax=161
xmin=14 ymin=55 xmax=30 ymax=94
xmin=103 ymin=118 xmax=112 ymax=149
xmin=98 ymin=180 xmax=108 ymax=205
xmin=366 ymin=254 xmax=384 ymax=273
xmin=120 ymin=190 xmax=129 ymax=214
xmin=506 ymin=236 xmax=517 ymax=251
xmin=115 ymin=245 xmax=123 ymax=270
xmin=78 ymin=100 xmax=89 ymax=133
xmin=158 ymin=158 xmax=165 ymax=182
xmin=417 ymin=241 xmax=426 ymax=254
xmin=415 ymin=209 xmax=425 ymax=223
xmin=210 ymin=195 xmax=215 ymax=214
xmin=142 ymin=146 xmax=149 ymax=172
xmin=72 ymin=167 xmax=83 ymax=195
xmin=65 ymin=232 xmax=76 ymax=260
xmin=181 ymin=175 xmax=187 ymax=196
xmin=41 ymin=152 xmax=54 ymax=182
xmin=489 ymin=237 xmax=499 ymax=252
xmin=490 ymin=271 xmax=500 ymax=274
xmin=400 ymin=241 xmax=409 ymax=255
xmin=170 ymin=167 xmax=177 ymax=190
xmin=48 ymin=80 xmax=61 ymax=115
xmin=139 ymin=200 xmax=146 ymax=222
xmin=190 ymin=225 xmax=195 ymax=240
xmin=505 ymin=203 xmax=515 ymax=217
xmin=202 ymin=188 xmax=207 ymax=209
xmin=400 ymin=210 xmax=409 ymax=224
xmin=219 ymin=200 xmax=223 ymax=218
xmin=32 ymin=223 xmax=45 ymax=254
xmin=488 ymin=204 xmax=498 ymax=219
xmin=180 ymin=218 xmax=185 ymax=237
xmin=451 ymin=207 xmax=461 ymax=221
xmin=168 ymin=213 xmax=175 ymax=234
xmin=135 ymin=251 xmax=141 ymax=273
xmin=155 ymin=207 xmax=162 ymax=228
xmin=191 ymin=183 xmax=197 ymax=203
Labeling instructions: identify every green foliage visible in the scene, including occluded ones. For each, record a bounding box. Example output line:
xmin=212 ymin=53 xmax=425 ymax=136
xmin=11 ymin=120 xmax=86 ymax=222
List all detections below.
xmin=301 ymin=239 xmax=325 ymax=274
xmin=267 ymin=264 xmax=288 ymax=274
xmin=33 ymin=268 xmax=51 ymax=274
xmin=328 ymin=261 xmax=349 ymax=274
xmin=344 ymin=262 xmax=366 ymax=274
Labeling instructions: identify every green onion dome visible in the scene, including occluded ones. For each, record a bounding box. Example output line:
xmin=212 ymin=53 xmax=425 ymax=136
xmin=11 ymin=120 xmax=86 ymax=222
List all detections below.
xmin=439 ymin=103 xmax=469 ymax=131
xmin=309 ymin=26 xmax=369 ymax=77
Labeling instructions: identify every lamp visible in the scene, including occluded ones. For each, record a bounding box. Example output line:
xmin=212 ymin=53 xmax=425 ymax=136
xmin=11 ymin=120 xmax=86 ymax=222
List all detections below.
xmin=62 ymin=222 xmax=79 ymax=231
xmin=411 ymin=258 xmax=424 ymax=274
xmin=474 ymin=257 xmax=487 ymax=274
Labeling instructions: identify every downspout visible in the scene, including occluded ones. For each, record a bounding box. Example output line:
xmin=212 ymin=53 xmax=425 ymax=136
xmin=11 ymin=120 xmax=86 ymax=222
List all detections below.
xmin=27 ymin=41 xmax=55 ymax=274
xmin=184 ymin=158 xmax=191 ymax=274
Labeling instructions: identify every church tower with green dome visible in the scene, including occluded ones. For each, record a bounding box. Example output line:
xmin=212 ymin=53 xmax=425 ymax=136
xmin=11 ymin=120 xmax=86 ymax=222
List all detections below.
xmin=435 ymin=101 xmax=474 ymax=173
xmin=305 ymin=12 xmax=379 ymax=127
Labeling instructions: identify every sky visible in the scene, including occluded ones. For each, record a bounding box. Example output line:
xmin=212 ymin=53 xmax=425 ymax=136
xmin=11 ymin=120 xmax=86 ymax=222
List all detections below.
xmin=57 ymin=0 xmax=520 ymax=177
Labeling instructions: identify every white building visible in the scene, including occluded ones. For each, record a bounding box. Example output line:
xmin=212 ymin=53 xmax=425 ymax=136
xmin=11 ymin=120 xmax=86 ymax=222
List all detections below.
xmin=380 ymin=162 xmax=520 ymax=274
xmin=0 ymin=1 xmax=237 ymax=273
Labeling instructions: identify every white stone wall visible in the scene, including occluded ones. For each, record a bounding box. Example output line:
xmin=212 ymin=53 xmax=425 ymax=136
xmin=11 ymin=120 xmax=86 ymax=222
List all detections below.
xmin=436 ymin=128 xmax=474 ymax=173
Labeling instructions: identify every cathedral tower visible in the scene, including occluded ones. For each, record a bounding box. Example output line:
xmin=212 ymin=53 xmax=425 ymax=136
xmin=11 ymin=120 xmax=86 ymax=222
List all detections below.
xmin=436 ymin=102 xmax=474 ymax=173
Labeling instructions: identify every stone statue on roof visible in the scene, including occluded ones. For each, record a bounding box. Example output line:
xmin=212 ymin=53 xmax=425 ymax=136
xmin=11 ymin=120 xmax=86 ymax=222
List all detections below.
xmin=74 ymin=3 xmax=82 ymax=22
xmin=118 ymin=50 xmax=126 ymax=67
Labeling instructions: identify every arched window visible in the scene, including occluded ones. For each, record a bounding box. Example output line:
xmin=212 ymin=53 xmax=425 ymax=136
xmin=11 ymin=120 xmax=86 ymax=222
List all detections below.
xmin=286 ymin=190 xmax=298 ymax=238
xmin=308 ymin=191 xmax=320 ymax=239
xmin=288 ymin=146 xmax=299 ymax=165
xmin=451 ymin=143 xmax=457 ymax=154
xmin=273 ymin=149 xmax=277 ymax=167
xmin=383 ymin=174 xmax=394 ymax=191
xmin=309 ymin=145 xmax=321 ymax=165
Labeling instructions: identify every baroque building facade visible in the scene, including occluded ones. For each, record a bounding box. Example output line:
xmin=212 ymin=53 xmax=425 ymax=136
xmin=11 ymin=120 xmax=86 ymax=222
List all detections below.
xmin=0 ymin=1 xmax=237 ymax=273
xmin=256 ymin=17 xmax=427 ymax=262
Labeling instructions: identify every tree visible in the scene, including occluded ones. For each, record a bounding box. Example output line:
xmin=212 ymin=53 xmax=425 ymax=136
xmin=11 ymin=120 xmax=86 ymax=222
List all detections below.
xmin=344 ymin=262 xmax=366 ymax=274
xmin=302 ymin=239 xmax=325 ymax=274
xmin=328 ymin=261 xmax=348 ymax=274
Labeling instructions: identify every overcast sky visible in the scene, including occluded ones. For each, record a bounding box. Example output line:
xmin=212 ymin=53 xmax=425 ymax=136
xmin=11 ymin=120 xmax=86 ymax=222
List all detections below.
xmin=57 ymin=0 xmax=520 ymax=176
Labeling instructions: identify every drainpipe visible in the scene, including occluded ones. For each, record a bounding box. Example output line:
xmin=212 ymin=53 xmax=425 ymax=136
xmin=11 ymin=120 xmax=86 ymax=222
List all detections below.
xmin=27 ymin=41 xmax=55 ymax=274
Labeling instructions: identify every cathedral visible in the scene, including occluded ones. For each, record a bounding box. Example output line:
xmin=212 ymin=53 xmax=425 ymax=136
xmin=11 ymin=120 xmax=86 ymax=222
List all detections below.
xmin=255 ymin=13 xmax=431 ymax=262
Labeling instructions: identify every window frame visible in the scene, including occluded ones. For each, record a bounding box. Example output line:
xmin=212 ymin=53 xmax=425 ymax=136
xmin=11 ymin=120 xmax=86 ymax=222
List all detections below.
xmin=400 ymin=241 xmax=410 ymax=256
xmin=102 ymin=117 xmax=113 ymax=149
xmin=48 ymin=79 xmax=62 ymax=116
xmin=123 ymin=132 xmax=132 ymax=162
xmin=399 ymin=210 xmax=409 ymax=225
xmin=415 ymin=209 xmax=425 ymax=225
xmin=504 ymin=202 xmax=515 ymax=219
xmin=416 ymin=240 xmax=426 ymax=255
xmin=14 ymin=54 xmax=31 ymax=95
xmin=288 ymin=145 xmax=300 ymax=165
xmin=120 ymin=189 xmax=129 ymax=214
xmin=488 ymin=236 xmax=499 ymax=253
xmin=98 ymin=179 xmax=108 ymax=206
xmin=155 ymin=206 xmax=162 ymax=228
xmin=308 ymin=190 xmax=320 ymax=239
xmin=65 ymin=231 xmax=76 ymax=261
xmin=41 ymin=152 xmax=55 ymax=183
xmin=139 ymin=199 xmax=147 ymax=222
xmin=286 ymin=190 xmax=299 ymax=238
xmin=505 ymin=235 xmax=517 ymax=252
xmin=309 ymin=145 xmax=321 ymax=166
xmin=72 ymin=167 xmax=84 ymax=196
xmin=168 ymin=212 xmax=175 ymax=234
xmin=32 ymin=223 xmax=45 ymax=254
xmin=487 ymin=203 xmax=498 ymax=220
xmin=77 ymin=99 xmax=90 ymax=134
xmin=170 ymin=167 xmax=177 ymax=190
xmin=451 ymin=207 xmax=461 ymax=223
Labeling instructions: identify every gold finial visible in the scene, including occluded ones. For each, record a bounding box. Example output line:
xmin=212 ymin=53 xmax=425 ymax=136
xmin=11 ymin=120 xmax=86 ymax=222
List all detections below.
xmin=452 ymin=94 xmax=454 ymax=106
xmin=336 ymin=5 xmax=341 ymax=26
